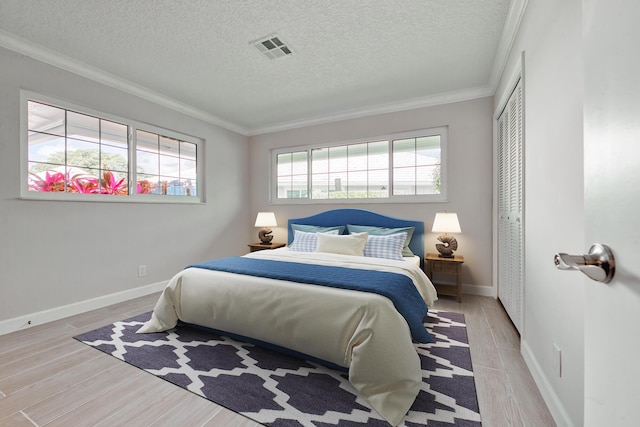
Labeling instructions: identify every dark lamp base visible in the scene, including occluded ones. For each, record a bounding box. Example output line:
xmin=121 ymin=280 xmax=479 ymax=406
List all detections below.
xmin=438 ymin=253 xmax=455 ymax=258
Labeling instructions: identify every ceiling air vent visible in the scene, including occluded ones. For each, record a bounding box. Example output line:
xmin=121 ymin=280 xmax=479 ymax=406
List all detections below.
xmin=251 ymin=33 xmax=293 ymax=60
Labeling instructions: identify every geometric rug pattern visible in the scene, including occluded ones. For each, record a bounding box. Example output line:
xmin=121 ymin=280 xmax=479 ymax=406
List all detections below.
xmin=74 ymin=310 xmax=481 ymax=426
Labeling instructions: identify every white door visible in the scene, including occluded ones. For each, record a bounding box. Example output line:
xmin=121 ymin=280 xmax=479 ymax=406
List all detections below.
xmin=583 ymin=0 xmax=640 ymax=424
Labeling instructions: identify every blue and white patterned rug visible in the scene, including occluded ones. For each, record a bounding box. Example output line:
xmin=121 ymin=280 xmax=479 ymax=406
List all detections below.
xmin=74 ymin=310 xmax=481 ymax=426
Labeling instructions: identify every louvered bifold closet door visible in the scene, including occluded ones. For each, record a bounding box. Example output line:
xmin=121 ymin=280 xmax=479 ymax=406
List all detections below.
xmin=497 ymin=79 xmax=523 ymax=333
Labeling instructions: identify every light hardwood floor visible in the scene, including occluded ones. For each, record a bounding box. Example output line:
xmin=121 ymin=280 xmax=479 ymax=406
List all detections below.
xmin=0 ymin=293 xmax=555 ymax=426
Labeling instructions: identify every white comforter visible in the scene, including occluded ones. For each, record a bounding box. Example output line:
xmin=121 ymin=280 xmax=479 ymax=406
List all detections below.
xmin=138 ymin=249 xmax=438 ymax=425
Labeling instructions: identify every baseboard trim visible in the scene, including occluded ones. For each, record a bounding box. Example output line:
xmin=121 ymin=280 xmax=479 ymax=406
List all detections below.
xmin=0 ymin=281 xmax=167 ymax=337
xmin=521 ymin=339 xmax=574 ymax=427
xmin=462 ymin=283 xmax=495 ymax=297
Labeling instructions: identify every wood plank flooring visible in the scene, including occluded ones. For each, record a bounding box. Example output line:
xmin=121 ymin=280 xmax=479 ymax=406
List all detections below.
xmin=0 ymin=293 xmax=555 ymax=426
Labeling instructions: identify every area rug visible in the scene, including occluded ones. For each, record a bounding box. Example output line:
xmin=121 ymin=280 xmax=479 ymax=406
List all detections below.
xmin=74 ymin=310 xmax=481 ymax=426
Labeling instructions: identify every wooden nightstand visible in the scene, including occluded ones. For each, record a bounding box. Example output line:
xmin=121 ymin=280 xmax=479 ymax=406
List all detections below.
xmin=425 ymin=253 xmax=465 ymax=302
xmin=248 ymin=243 xmax=286 ymax=252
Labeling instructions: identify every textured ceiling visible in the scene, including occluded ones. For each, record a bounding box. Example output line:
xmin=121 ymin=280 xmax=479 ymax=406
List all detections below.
xmin=0 ymin=0 xmax=515 ymax=135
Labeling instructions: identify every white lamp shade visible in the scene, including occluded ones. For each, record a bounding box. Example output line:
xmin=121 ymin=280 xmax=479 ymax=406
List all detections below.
xmin=431 ymin=212 xmax=461 ymax=233
xmin=254 ymin=212 xmax=277 ymax=227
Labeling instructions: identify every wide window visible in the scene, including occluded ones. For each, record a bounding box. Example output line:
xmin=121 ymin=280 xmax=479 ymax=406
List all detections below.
xmin=272 ymin=128 xmax=447 ymax=203
xmin=23 ymin=93 xmax=202 ymax=202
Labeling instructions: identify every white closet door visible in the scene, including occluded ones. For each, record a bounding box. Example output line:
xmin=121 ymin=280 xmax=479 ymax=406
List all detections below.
xmin=497 ymin=79 xmax=523 ymax=333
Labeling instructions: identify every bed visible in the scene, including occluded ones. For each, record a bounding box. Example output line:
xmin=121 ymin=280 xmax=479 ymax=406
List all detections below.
xmin=138 ymin=209 xmax=438 ymax=426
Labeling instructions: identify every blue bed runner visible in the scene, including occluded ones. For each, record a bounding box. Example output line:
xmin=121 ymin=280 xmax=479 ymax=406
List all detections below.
xmin=187 ymin=256 xmax=432 ymax=343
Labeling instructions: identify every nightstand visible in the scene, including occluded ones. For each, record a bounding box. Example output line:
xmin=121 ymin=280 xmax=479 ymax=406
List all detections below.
xmin=425 ymin=253 xmax=465 ymax=302
xmin=248 ymin=243 xmax=286 ymax=252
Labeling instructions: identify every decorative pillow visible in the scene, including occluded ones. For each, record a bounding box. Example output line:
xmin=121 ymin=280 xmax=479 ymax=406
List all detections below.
xmin=291 ymin=224 xmax=345 ymax=235
xmin=346 ymin=225 xmax=415 ymax=257
xmin=315 ymin=232 xmax=368 ymax=256
xmin=363 ymin=232 xmax=408 ymax=261
xmin=289 ymin=229 xmax=340 ymax=252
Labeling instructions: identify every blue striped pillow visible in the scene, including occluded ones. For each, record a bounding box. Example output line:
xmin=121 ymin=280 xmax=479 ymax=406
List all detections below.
xmin=346 ymin=225 xmax=415 ymax=256
xmin=363 ymin=232 xmax=408 ymax=261
xmin=289 ymin=229 xmax=340 ymax=252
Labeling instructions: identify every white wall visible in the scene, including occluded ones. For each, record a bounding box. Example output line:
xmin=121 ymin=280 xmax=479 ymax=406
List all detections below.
xmin=249 ymin=97 xmax=494 ymax=291
xmin=0 ymin=47 xmax=251 ymax=327
xmin=495 ymin=0 xmax=585 ymax=425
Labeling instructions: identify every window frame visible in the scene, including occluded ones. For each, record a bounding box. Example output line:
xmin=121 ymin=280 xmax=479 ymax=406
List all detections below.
xmin=270 ymin=127 xmax=448 ymax=205
xmin=20 ymin=91 xmax=205 ymax=203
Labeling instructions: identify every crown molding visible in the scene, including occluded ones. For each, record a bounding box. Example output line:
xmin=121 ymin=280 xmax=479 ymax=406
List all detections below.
xmin=1 ymin=0 xmax=528 ymax=140
xmin=0 ymin=30 xmax=249 ymax=136
xmin=248 ymin=85 xmax=494 ymax=136
xmin=248 ymin=1 xmax=529 ymax=136
xmin=488 ymin=0 xmax=529 ymax=90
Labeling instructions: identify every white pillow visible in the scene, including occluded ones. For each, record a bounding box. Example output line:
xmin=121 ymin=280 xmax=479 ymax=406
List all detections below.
xmin=363 ymin=232 xmax=407 ymax=261
xmin=315 ymin=232 xmax=368 ymax=256
xmin=289 ymin=229 xmax=340 ymax=252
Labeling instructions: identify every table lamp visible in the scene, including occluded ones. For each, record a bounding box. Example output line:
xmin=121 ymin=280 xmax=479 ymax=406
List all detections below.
xmin=431 ymin=212 xmax=461 ymax=258
xmin=255 ymin=212 xmax=277 ymax=244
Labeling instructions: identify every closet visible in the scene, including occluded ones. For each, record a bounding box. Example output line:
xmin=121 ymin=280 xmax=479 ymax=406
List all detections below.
xmin=497 ymin=78 xmax=524 ymax=333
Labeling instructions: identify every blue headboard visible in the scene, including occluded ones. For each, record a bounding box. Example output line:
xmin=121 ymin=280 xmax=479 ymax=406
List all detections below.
xmin=287 ymin=209 xmax=425 ymax=268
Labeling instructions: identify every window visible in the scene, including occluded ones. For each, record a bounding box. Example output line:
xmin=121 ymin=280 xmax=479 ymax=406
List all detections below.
xmin=276 ymin=151 xmax=308 ymax=199
xmin=272 ymin=128 xmax=447 ymax=203
xmin=392 ymin=135 xmax=443 ymax=196
xmin=135 ymin=130 xmax=198 ymax=196
xmin=23 ymin=93 xmax=203 ymax=202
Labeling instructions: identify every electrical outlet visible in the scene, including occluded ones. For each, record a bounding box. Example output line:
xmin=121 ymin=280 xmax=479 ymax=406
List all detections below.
xmin=553 ymin=343 xmax=562 ymax=377
xmin=138 ymin=264 xmax=147 ymax=277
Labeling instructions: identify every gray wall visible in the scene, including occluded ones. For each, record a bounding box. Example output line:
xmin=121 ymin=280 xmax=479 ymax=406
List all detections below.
xmin=0 ymin=47 xmax=251 ymax=323
xmin=249 ymin=97 xmax=494 ymax=292
xmin=495 ymin=0 xmax=585 ymax=425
